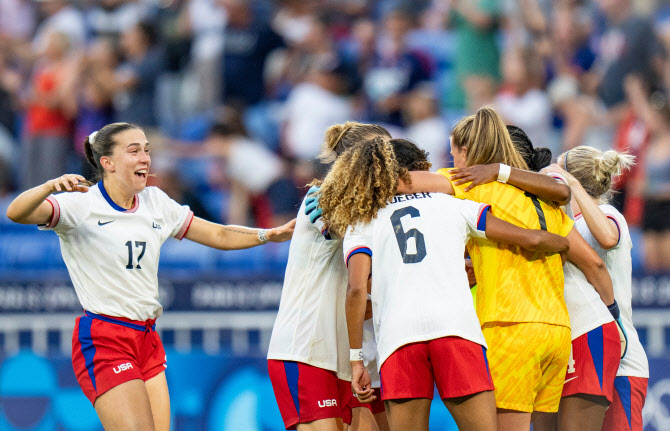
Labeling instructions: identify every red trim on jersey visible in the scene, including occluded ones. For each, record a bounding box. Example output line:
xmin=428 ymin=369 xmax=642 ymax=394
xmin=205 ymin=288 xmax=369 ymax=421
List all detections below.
xmin=477 ymin=204 xmax=491 ymax=231
xmin=124 ymin=195 xmax=140 ymax=213
xmin=574 ymin=212 xmax=583 ymax=220
xmin=175 ymin=211 xmax=194 ymax=240
xmin=345 ymin=247 xmax=372 ymax=267
xmin=549 ymin=173 xmax=568 ymax=184
xmin=46 ymin=196 xmax=60 ymax=228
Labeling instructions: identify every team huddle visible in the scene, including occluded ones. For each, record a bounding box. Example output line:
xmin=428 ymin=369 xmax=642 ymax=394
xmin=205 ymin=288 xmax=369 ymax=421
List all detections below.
xmin=268 ymin=107 xmax=649 ymax=431
xmin=4 ymin=107 xmax=649 ymax=431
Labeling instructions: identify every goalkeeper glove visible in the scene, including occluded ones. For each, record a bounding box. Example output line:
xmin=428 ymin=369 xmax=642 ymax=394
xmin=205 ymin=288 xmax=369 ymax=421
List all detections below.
xmin=305 ymin=186 xmax=323 ymax=223
xmin=608 ymin=299 xmax=628 ymax=359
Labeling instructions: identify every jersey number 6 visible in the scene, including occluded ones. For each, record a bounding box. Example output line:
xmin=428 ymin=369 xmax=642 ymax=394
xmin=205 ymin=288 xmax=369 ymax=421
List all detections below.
xmin=125 ymin=241 xmax=147 ymax=269
xmin=390 ymin=206 xmax=427 ymax=264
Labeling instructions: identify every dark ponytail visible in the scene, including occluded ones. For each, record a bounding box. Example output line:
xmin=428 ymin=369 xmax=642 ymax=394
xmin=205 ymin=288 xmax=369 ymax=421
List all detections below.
xmin=507 ymin=125 xmax=552 ymax=172
xmin=84 ymin=136 xmax=98 ymax=172
xmin=84 ymin=122 xmax=142 ymax=182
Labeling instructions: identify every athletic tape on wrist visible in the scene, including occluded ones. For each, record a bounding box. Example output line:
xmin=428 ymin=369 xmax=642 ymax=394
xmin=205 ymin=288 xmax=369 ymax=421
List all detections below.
xmin=497 ymin=164 xmax=511 ymax=183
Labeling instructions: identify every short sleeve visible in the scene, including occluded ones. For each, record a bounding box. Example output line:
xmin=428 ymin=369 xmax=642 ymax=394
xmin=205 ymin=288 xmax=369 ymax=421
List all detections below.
xmin=436 ymin=168 xmax=480 ymax=202
xmin=153 ymin=188 xmax=193 ymax=240
xmin=343 ymin=224 xmax=373 ymax=267
xmin=546 ymin=172 xmax=569 ymax=186
xmin=602 ymin=210 xmax=623 ymax=247
xmin=456 ymin=199 xmax=491 ymax=239
xmin=38 ymin=192 xmax=90 ymax=234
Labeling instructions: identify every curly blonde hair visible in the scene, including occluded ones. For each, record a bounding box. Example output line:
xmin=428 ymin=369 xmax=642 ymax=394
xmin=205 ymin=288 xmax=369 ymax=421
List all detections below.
xmin=315 ymin=138 xmax=430 ymax=237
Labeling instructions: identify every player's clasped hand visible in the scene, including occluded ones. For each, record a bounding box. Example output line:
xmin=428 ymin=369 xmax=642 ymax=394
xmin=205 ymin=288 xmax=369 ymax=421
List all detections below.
xmin=450 ymin=163 xmax=500 ymax=191
xmin=48 ymin=174 xmax=90 ymax=193
xmin=304 ymin=186 xmax=323 ymax=223
xmin=351 ymin=361 xmax=376 ymax=403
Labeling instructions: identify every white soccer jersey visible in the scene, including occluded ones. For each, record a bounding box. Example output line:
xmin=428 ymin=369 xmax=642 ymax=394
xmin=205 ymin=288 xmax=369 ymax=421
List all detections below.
xmin=545 ymin=173 xmax=614 ymax=340
xmin=561 ymin=202 xmax=614 ymax=340
xmin=267 ymin=196 xmax=352 ymax=379
xmin=343 ymin=192 xmax=489 ymax=369
xmin=576 ymin=205 xmax=649 ymax=378
xmin=39 ymin=182 xmax=193 ymax=321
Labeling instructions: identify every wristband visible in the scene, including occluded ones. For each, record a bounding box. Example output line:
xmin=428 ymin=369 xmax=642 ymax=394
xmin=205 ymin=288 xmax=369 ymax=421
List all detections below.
xmin=258 ymin=229 xmax=269 ymax=244
xmin=350 ymin=348 xmax=363 ymax=362
xmin=497 ymin=164 xmax=511 ymax=183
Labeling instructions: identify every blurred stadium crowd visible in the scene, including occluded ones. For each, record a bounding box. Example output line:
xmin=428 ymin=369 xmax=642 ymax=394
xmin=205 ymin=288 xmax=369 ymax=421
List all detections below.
xmin=1 ymin=0 xmax=670 ymax=273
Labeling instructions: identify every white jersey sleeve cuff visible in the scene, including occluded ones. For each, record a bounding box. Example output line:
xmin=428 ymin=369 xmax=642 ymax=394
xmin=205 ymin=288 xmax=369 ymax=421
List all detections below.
xmin=40 ymin=196 xmax=60 ymax=230
xmin=345 ymin=246 xmax=372 ymax=267
xmin=173 ymin=211 xmax=194 ymax=240
xmin=548 ymin=173 xmax=569 ymax=185
xmin=477 ymin=204 xmax=491 ymax=232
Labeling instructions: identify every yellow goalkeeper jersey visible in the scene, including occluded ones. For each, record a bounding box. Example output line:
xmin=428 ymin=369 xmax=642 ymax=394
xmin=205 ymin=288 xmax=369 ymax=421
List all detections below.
xmin=437 ymin=168 xmax=573 ymax=328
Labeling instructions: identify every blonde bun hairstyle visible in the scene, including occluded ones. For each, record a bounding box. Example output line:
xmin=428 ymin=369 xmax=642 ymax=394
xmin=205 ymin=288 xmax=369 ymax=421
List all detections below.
xmin=560 ymin=146 xmax=636 ymax=203
xmin=318 ymin=122 xmax=391 ymax=164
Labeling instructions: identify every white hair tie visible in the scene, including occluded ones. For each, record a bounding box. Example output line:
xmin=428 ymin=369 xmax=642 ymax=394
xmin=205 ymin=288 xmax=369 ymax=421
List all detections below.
xmin=88 ymin=131 xmax=98 ymax=144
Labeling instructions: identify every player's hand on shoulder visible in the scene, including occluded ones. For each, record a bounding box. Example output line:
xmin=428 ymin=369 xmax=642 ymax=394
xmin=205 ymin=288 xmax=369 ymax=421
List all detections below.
xmin=304 ymin=186 xmax=323 ymax=223
xmin=47 ymin=174 xmax=90 ymax=193
xmin=540 ymin=164 xmax=576 ymax=186
xmin=450 ymin=163 xmax=499 ymax=191
xmin=267 ymin=219 xmax=296 ymax=242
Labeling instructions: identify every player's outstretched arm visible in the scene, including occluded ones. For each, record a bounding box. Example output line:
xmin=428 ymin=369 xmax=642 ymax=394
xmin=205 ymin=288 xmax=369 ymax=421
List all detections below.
xmin=399 ymin=171 xmax=455 ymax=195
xmin=543 ymin=164 xmax=619 ymax=249
xmin=184 ymin=217 xmax=295 ymax=250
xmin=6 ymin=174 xmax=89 ymax=225
xmin=565 ymin=227 xmax=615 ymax=305
xmin=484 ymin=213 xmax=570 ymax=253
xmin=450 ymin=163 xmax=571 ymax=205
xmin=346 ymin=253 xmax=376 ymax=402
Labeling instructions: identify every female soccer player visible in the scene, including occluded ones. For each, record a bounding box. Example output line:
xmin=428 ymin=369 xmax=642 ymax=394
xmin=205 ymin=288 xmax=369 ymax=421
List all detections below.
xmin=431 ymin=127 xmax=626 ymax=431
xmin=544 ymin=147 xmax=649 ymax=431
xmin=469 ymin=128 xmax=623 ymax=431
xmin=5 ymin=122 xmax=295 ymax=431
xmin=267 ymin=122 xmax=391 ymax=431
xmin=397 ymin=108 xmax=616 ymax=431
xmin=317 ymin=137 xmax=570 ymax=431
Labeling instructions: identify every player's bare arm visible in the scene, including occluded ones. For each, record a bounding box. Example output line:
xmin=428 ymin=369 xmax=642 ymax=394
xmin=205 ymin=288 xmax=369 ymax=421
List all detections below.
xmin=451 ymin=163 xmax=571 ymax=205
xmin=346 ymin=252 xmax=375 ymax=402
xmin=565 ymin=227 xmax=615 ymax=305
xmin=184 ymin=217 xmax=295 ymax=250
xmin=484 ymin=212 xmax=570 ymax=253
xmin=542 ymin=164 xmax=619 ymax=249
xmin=6 ymin=174 xmax=89 ymax=225
xmin=400 ymin=171 xmax=455 ymax=195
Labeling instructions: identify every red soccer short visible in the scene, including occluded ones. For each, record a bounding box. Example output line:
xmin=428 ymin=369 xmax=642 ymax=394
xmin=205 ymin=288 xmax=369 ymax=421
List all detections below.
xmin=379 ymin=336 xmax=493 ymax=401
xmin=268 ymin=360 xmax=353 ymax=430
xmin=602 ymin=376 xmax=648 ymax=431
xmin=351 ymin=387 xmax=385 ymax=414
xmin=72 ymin=311 xmax=166 ymax=405
xmin=562 ymin=322 xmax=620 ymax=402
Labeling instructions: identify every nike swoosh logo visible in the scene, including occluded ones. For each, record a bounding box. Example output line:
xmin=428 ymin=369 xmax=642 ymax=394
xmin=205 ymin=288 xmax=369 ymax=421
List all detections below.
xmin=98 ymin=220 xmax=115 ymax=226
xmin=564 ymin=376 xmax=579 ymax=384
